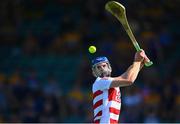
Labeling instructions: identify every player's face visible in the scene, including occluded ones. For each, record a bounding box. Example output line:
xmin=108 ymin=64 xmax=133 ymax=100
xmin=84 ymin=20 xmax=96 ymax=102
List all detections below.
xmin=97 ymin=63 xmax=108 ymax=71
xmin=96 ymin=62 xmax=110 ymax=77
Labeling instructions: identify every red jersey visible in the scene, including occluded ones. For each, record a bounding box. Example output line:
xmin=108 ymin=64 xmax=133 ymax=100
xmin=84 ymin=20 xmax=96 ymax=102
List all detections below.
xmin=92 ymin=77 xmax=121 ymax=124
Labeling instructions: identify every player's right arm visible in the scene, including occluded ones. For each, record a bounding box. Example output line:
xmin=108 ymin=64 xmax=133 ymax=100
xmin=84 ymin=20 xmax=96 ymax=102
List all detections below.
xmin=110 ymin=50 xmax=148 ymax=88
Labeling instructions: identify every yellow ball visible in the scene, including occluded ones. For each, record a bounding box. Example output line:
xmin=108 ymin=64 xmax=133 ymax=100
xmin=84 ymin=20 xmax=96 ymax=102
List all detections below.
xmin=88 ymin=46 xmax=96 ymax=54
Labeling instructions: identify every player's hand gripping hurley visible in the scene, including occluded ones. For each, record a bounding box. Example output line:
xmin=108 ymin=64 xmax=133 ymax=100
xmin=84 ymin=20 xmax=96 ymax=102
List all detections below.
xmin=105 ymin=1 xmax=153 ymax=67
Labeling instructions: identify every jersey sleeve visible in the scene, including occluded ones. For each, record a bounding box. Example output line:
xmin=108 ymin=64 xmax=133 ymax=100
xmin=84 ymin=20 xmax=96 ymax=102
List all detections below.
xmin=97 ymin=77 xmax=114 ymax=90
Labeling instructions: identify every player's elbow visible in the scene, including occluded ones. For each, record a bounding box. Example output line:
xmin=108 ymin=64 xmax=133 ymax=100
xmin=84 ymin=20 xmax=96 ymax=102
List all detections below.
xmin=127 ymin=79 xmax=135 ymax=85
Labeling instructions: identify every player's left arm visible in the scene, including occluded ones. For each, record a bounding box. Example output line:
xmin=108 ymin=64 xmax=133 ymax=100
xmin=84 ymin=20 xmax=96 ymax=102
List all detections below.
xmin=110 ymin=61 xmax=142 ymax=87
xmin=110 ymin=50 xmax=150 ymax=88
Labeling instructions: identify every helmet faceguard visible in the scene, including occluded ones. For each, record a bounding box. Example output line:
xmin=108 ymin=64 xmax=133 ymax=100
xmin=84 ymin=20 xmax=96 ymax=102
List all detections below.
xmin=91 ymin=57 xmax=112 ymax=77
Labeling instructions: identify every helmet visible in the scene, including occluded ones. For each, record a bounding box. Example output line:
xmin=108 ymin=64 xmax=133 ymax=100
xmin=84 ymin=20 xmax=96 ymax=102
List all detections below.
xmin=92 ymin=56 xmax=109 ymax=67
xmin=91 ymin=56 xmax=112 ymax=77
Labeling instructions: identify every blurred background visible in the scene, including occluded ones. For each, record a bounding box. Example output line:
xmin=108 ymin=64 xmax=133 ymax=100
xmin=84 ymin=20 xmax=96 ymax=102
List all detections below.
xmin=0 ymin=0 xmax=179 ymax=123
